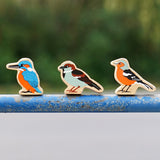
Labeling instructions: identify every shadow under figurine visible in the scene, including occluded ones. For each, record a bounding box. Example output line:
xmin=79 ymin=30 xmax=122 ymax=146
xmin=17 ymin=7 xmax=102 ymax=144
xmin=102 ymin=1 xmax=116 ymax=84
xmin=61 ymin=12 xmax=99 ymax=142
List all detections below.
xmin=6 ymin=58 xmax=43 ymax=95
xmin=58 ymin=61 xmax=104 ymax=95
xmin=111 ymin=58 xmax=156 ymax=95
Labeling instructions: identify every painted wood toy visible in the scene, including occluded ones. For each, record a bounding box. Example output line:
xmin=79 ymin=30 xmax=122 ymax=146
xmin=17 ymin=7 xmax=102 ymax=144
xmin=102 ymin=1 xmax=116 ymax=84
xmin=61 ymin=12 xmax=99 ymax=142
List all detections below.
xmin=58 ymin=61 xmax=104 ymax=95
xmin=111 ymin=58 xmax=156 ymax=95
xmin=6 ymin=58 xmax=43 ymax=95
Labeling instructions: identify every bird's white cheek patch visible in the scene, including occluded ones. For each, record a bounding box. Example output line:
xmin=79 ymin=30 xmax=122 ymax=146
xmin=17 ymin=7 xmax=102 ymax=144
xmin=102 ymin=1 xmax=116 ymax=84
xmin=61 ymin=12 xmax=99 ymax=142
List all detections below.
xmin=64 ymin=70 xmax=72 ymax=73
xmin=28 ymin=67 xmax=34 ymax=72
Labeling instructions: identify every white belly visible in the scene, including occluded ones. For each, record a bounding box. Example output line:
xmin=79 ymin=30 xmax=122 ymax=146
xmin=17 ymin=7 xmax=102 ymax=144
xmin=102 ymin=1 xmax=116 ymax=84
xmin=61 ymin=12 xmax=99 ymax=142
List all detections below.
xmin=64 ymin=72 xmax=87 ymax=87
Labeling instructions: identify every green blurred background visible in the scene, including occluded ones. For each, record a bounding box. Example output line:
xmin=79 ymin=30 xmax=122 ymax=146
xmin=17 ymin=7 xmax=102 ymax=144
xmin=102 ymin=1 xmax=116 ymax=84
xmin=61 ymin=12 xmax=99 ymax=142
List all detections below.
xmin=0 ymin=0 xmax=160 ymax=93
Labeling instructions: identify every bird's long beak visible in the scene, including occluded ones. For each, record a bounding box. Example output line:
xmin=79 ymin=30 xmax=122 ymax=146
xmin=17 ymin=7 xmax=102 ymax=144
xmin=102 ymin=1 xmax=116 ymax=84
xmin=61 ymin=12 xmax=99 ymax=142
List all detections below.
xmin=110 ymin=60 xmax=119 ymax=66
xmin=6 ymin=63 xmax=19 ymax=70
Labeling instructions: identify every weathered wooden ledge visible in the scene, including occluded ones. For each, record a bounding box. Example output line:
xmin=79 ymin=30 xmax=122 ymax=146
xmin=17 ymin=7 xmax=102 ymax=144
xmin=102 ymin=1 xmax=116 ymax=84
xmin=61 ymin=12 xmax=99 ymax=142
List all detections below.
xmin=0 ymin=94 xmax=160 ymax=112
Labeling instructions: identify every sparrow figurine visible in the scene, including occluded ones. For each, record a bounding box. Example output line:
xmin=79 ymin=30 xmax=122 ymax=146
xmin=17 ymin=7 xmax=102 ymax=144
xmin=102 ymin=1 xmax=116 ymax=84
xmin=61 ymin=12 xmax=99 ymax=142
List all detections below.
xmin=58 ymin=61 xmax=104 ymax=95
xmin=6 ymin=58 xmax=43 ymax=95
xmin=111 ymin=58 xmax=156 ymax=95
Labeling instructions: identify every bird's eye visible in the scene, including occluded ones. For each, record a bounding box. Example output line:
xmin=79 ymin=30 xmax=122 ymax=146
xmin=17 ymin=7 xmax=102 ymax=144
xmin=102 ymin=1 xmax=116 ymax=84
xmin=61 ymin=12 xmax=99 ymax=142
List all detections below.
xmin=20 ymin=64 xmax=23 ymax=67
xmin=119 ymin=62 xmax=122 ymax=65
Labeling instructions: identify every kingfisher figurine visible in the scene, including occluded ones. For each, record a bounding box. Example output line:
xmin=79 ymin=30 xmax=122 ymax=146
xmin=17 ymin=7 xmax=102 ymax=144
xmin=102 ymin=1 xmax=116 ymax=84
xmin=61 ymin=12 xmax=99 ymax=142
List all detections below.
xmin=6 ymin=58 xmax=43 ymax=95
xmin=111 ymin=58 xmax=156 ymax=95
xmin=58 ymin=60 xmax=104 ymax=95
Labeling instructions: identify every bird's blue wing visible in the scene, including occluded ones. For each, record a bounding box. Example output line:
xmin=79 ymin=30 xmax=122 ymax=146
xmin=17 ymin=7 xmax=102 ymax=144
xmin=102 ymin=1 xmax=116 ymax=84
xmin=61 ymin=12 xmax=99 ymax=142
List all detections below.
xmin=22 ymin=71 xmax=39 ymax=88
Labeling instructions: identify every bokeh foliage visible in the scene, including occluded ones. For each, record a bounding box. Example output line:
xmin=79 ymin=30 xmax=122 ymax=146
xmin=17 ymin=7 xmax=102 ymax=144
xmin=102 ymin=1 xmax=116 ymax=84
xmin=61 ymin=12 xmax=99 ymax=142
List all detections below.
xmin=0 ymin=0 xmax=160 ymax=90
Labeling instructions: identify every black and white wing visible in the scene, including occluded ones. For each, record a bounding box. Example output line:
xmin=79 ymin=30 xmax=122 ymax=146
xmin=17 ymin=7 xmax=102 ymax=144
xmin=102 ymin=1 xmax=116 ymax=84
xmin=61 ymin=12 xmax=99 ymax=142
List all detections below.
xmin=123 ymin=69 xmax=153 ymax=90
xmin=123 ymin=69 xmax=141 ymax=82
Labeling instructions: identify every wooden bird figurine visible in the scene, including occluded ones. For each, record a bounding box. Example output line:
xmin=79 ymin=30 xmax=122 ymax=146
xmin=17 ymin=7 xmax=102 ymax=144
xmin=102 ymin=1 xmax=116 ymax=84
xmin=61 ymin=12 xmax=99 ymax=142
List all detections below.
xmin=58 ymin=61 xmax=104 ymax=95
xmin=6 ymin=58 xmax=43 ymax=95
xmin=111 ymin=58 xmax=156 ymax=95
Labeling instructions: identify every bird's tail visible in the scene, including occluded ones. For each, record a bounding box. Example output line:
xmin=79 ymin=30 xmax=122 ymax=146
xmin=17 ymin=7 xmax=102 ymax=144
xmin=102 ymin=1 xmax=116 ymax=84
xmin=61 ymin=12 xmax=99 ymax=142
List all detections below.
xmin=35 ymin=87 xmax=42 ymax=93
xmin=89 ymin=82 xmax=103 ymax=92
xmin=138 ymin=80 xmax=154 ymax=91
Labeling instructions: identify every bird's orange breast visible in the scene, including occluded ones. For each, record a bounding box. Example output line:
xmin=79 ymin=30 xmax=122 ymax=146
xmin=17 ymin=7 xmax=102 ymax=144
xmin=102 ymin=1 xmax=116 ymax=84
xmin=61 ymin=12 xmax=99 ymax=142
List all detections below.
xmin=116 ymin=68 xmax=136 ymax=85
xmin=18 ymin=71 xmax=36 ymax=93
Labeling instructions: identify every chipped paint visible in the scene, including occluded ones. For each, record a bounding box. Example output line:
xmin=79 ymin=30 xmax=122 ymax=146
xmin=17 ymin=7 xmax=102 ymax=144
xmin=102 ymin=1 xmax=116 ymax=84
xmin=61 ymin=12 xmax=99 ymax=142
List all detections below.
xmin=0 ymin=94 xmax=159 ymax=112
xmin=14 ymin=95 xmax=33 ymax=103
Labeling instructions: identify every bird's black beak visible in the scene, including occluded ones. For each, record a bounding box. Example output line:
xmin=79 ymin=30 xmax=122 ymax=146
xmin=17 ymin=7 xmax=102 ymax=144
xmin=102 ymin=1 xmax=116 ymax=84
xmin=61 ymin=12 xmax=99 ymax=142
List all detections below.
xmin=59 ymin=66 xmax=66 ymax=70
xmin=6 ymin=64 xmax=19 ymax=70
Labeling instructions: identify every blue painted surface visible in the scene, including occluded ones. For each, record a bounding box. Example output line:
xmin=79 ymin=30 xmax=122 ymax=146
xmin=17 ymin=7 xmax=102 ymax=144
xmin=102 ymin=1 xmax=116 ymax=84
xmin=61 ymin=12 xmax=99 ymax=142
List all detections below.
xmin=0 ymin=94 xmax=160 ymax=112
